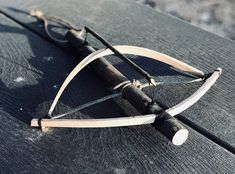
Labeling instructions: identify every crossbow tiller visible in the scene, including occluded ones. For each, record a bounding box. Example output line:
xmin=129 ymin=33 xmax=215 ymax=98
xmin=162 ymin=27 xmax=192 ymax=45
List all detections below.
xmin=30 ymin=10 xmax=222 ymax=146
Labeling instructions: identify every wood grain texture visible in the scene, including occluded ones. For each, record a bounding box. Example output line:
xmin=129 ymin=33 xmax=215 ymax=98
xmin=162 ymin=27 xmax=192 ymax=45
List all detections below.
xmin=0 ymin=13 xmax=234 ymax=174
xmin=0 ymin=0 xmax=234 ymax=148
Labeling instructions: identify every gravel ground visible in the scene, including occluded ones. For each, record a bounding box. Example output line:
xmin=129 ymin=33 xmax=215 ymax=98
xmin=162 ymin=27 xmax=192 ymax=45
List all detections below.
xmin=135 ymin=0 xmax=235 ymax=40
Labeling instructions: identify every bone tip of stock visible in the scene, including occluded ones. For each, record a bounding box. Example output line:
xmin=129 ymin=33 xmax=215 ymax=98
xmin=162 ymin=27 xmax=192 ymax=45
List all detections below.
xmin=216 ymin=67 xmax=222 ymax=75
xmin=172 ymin=128 xmax=189 ymax=146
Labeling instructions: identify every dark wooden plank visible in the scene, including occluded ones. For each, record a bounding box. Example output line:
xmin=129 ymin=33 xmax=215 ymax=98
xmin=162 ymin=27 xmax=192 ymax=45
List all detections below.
xmin=0 ymin=13 xmax=234 ymax=174
xmin=0 ymin=0 xmax=234 ymax=147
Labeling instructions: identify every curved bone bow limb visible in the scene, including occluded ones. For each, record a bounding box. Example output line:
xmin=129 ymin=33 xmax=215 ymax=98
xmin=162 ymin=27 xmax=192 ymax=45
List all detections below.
xmin=48 ymin=45 xmax=205 ymax=116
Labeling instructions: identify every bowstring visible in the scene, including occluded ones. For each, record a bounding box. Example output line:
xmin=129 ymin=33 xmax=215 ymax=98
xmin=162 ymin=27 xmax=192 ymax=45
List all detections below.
xmin=140 ymin=77 xmax=203 ymax=89
xmin=51 ymin=93 xmax=121 ymax=119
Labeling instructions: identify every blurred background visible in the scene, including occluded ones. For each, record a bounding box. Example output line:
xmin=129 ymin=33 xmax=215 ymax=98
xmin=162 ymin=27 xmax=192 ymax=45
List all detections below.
xmin=135 ymin=0 xmax=235 ymax=40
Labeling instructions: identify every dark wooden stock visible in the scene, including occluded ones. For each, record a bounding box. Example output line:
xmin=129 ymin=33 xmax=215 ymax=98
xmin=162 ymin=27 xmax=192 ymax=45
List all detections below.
xmin=66 ymin=29 xmax=187 ymax=145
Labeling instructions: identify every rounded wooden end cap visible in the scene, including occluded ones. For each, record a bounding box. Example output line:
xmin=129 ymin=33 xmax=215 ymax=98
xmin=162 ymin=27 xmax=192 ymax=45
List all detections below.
xmin=172 ymin=129 xmax=189 ymax=146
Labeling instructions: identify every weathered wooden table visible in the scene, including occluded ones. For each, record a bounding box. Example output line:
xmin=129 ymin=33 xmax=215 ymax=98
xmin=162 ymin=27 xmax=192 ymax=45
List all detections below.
xmin=0 ymin=0 xmax=234 ymax=173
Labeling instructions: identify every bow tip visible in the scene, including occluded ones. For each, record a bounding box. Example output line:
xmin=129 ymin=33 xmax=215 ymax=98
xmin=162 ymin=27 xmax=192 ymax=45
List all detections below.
xmin=216 ymin=67 xmax=222 ymax=75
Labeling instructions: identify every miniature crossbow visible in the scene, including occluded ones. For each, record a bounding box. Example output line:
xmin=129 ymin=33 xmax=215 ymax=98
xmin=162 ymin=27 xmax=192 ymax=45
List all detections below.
xmin=30 ymin=10 xmax=222 ymax=146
